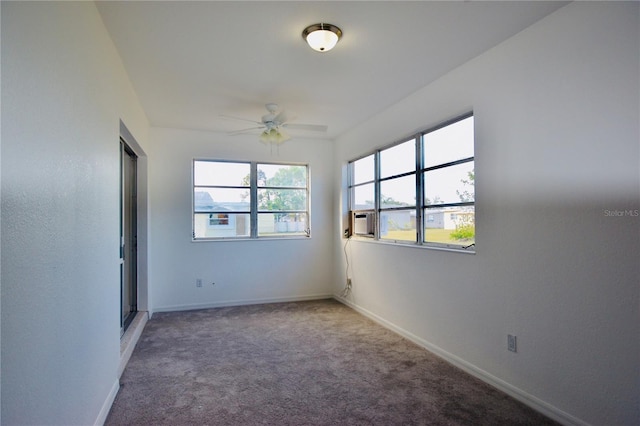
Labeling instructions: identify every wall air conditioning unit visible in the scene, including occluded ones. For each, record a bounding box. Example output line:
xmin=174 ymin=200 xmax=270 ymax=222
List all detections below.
xmin=351 ymin=210 xmax=375 ymax=237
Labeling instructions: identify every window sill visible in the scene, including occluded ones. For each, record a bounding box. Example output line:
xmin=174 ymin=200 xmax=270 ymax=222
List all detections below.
xmin=192 ymin=235 xmax=311 ymax=243
xmin=348 ymin=236 xmax=476 ymax=254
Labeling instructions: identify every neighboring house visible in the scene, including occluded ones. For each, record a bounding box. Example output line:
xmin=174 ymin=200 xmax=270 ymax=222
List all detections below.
xmin=376 ymin=208 xmax=475 ymax=245
xmin=380 ymin=209 xmax=415 ymax=236
xmin=425 ymin=208 xmax=475 ymax=230
xmin=376 ymin=207 xmax=476 ymax=236
xmin=194 ymin=192 xmax=305 ymax=237
xmin=194 ymin=211 xmax=249 ymax=238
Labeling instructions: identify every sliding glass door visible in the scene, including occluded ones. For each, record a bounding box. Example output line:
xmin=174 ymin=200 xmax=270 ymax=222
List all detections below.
xmin=120 ymin=139 xmax=137 ymax=335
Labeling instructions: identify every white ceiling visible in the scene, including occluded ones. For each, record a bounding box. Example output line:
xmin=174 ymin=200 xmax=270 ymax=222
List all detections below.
xmin=96 ymin=1 xmax=566 ymax=141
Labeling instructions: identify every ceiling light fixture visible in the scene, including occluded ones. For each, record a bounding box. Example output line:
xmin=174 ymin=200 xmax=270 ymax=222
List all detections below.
xmin=302 ymin=23 xmax=342 ymax=52
xmin=260 ymin=127 xmax=290 ymax=146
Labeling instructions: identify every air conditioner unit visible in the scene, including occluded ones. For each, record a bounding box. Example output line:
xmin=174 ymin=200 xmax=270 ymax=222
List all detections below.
xmin=351 ymin=211 xmax=375 ymax=237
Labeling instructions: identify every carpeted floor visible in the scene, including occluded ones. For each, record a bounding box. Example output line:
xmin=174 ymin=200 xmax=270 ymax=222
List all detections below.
xmin=106 ymin=299 xmax=557 ymax=425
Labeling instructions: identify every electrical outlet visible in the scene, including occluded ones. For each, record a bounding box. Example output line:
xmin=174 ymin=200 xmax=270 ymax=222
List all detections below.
xmin=508 ymin=334 xmax=517 ymax=352
xmin=196 ymin=279 xmax=202 ymax=288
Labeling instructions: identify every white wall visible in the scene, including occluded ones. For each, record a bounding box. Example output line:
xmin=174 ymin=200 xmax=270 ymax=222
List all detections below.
xmin=148 ymin=127 xmax=334 ymax=313
xmin=1 ymin=2 xmax=149 ymax=425
xmin=334 ymin=3 xmax=639 ymax=425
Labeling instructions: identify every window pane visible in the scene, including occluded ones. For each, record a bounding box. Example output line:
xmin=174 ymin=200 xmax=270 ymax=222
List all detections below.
xmin=194 ymin=213 xmax=250 ymax=238
xmin=258 ymin=164 xmax=307 ymax=188
xmin=352 ymin=155 xmax=374 ymax=184
xmin=380 ymin=209 xmax=416 ymax=242
xmin=380 ymin=174 xmax=416 ymax=208
xmin=352 ymin=183 xmax=374 ymax=210
xmin=194 ymin=161 xmax=250 ymax=187
xmin=423 ymin=116 xmax=474 ymax=168
xmin=194 ymin=189 xmax=250 ymax=212
xmin=424 ymin=161 xmax=474 ymax=206
xmin=258 ymin=213 xmax=308 ymax=236
xmin=380 ymin=139 xmax=415 ymax=178
xmin=258 ymin=188 xmax=306 ymax=211
xmin=424 ymin=206 xmax=475 ymax=246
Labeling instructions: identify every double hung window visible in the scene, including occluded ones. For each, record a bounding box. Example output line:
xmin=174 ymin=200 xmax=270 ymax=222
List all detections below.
xmin=350 ymin=154 xmax=375 ymax=211
xmin=379 ymin=139 xmax=418 ymax=242
xmin=348 ymin=113 xmax=474 ymax=250
xmin=193 ymin=160 xmax=309 ymax=240
xmin=422 ymin=116 xmax=475 ymax=247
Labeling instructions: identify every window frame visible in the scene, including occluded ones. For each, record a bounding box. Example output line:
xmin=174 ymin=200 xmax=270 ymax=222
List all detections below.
xmin=348 ymin=154 xmax=376 ymax=212
xmin=193 ymin=159 xmax=310 ymax=241
xmin=347 ymin=112 xmax=475 ymax=253
xmin=378 ymin=138 xmax=419 ymax=243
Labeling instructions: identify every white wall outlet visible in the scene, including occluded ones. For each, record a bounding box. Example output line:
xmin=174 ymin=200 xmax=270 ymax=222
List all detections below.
xmin=196 ymin=278 xmax=202 ymax=288
xmin=508 ymin=334 xmax=517 ymax=352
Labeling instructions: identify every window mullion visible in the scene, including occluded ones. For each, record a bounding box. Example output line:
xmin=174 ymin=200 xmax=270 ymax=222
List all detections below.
xmin=347 ymin=162 xmax=353 ymax=213
xmin=374 ymin=151 xmax=381 ymax=239
xmin=306 ymin=167 xmax=311 ymax=236
xmin=416 ymin=135 xmax=424 ymax=244
xmin=422 ymin=156 xmax=474 ymax=173
xmin=250 ymin=162 xmax=258 ymax=238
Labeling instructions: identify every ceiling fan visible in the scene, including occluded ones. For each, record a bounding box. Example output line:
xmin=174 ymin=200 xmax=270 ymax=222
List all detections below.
xmin=222 ymin=103 xmax=328 ymax=145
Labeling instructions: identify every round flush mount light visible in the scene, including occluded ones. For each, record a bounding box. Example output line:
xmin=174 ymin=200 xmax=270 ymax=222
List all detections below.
xmin=302 ymin=23 xmax=342 ymax=52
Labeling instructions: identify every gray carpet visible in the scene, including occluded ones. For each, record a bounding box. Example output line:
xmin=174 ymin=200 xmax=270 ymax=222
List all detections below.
xmin=106 ymin=299 xmax=557 ymax=425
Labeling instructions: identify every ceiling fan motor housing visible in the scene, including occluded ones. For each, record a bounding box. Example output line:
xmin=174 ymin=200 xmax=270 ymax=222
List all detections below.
xmin=224 ymin=102 xmax=327 ymax=139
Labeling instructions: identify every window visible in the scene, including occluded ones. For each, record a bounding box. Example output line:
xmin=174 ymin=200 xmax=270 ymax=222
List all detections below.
xmin=348 ymin=113 xmax=474 ymax=251
xmin=193 ymin=160 xmax=309 ymax=240
xmin=379 ymin=139 xmax=417 ymax=242
xmin=350 ymin=154 xmax=375 ymax=211
xmin=257 ymin=163 xmax=309 ymax=237
xmin=422 ymin=116 xmax=474 ymax=248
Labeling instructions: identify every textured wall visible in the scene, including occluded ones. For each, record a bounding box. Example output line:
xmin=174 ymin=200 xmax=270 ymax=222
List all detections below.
xmin=148 ymin=127 xmax=334 ymax=313
xmin=1 ymin=2 xmax=149 ymax=424
xmin=334 ymin=3 xmax=639 ymax=425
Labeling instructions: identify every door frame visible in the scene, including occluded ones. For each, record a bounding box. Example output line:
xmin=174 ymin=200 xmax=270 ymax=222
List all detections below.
xmin=119 ymin=120 xmax=149 ymax=325
xmin=120 ymin=139 xmax=138 ymax=334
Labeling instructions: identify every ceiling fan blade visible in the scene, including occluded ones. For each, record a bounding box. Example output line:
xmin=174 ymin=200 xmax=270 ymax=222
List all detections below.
xmin=228 ymin=126 xmax=265 ymax=135
xmin=283 ymin=123 xmax=328 ymax=133
xmin=279 ymin=128 xmax=291 ymax=141
xmin=274 ymin=109 xmax=289 ymax=125
xmin=219 ymin=114 xmax=263 ymax=125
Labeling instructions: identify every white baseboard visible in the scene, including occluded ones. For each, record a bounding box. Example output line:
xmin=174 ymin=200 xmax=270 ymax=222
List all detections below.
xmin=119 ymin=311 xmax=149 ymax=378
xmin=153 ymin=293 xmax=334 ymax=313
xmin=94 ymin=312 xmax=149 ymax=426
xmin=333 ymin=295 xmax=588 ymax=426
xmin=94 ymin=379 xmax=119 ymax=426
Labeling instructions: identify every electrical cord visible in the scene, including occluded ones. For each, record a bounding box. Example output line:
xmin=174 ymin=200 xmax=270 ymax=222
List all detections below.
xmin=340 ymin=237 xmax=351 ymax=298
